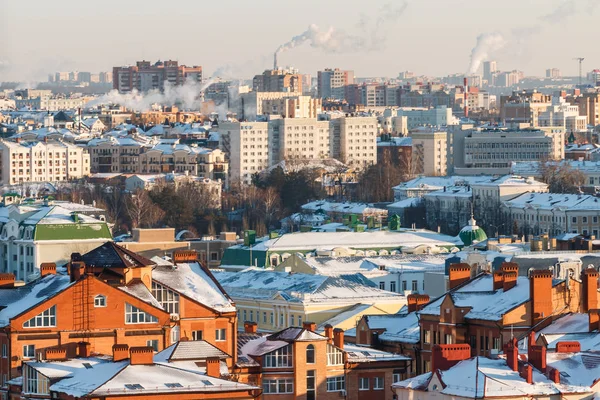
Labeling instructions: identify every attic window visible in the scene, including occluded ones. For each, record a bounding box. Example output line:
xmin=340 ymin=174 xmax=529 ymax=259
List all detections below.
xmin=82 ymin=363 xmax=93 ymax=369
xmin=94 ymin=295 xmax=106 ymax=308
xmin=201 ymin=380 xmax=214 ymax=386
xmin=124 ymin=384 xmax=144 ymax=390
xmin=165 ymin=383 xmax=183 ymax=388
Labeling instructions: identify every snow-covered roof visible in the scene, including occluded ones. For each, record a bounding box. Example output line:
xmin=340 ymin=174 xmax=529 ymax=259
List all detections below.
xmin=388 ymin=197 xmax=423 ymax=209
xmin=155 ymin=340 xmax=229 ymax=363
xmin=300 ymin=254 xmax=447 ymax=276
xmin=505 ymin=192 xmax=600 ymax=211
xmin=393 ymin=175 xmax=494 ymax=191
xmin=261 ymin=158 xmax=349 ymax=175
xmin=301 ymin=201 xmax=387 ymax=215
xmin=214 ymin=269 xmax=405 ymax=304
xmin=344 ymin=343 xmax=411 ymax=362
xmin=150 ymin=257 xmax=235 ymax=313
xmin=364 ymin=312 xmax=420 ymax=344
xmin=545 ymin=352 xmax=600 ymax=387
xmin=0 ymin=274 xmax=73 ymax=326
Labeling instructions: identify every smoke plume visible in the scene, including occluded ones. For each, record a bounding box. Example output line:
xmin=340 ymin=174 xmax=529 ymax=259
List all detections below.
xmin=85 ymin=79 xmax=214 ymax=111
xmin=467 ymin=33 xmax=506 ymax=75
xmin=275 ymin=1 xmax=408 ymax=55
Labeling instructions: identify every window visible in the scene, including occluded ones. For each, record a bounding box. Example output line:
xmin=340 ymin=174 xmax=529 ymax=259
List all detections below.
xmin=423 ymin=330 xmax=431 ymax=344
xmin=146 ymin=340 xmax=159 ymax=352
xmin=263 ymin=378 xmax=293 ymax=394
xmin=215 ymin=328 xmax=226 ymax=341
xmin=151 ymin=282 xmax=180 ymax=314
xmin=379 ymin=282 xmax=385 ymax=290
xmin=264 ymin=344 xmax=293 ymax=368
xmin=263 ymin=312 xmax=267 ymax=323
xmin=306 ymin=344 xmax=315 ymax=363
xmin=94 ymin=295 xmax=106 ymax=307
xmin=573 ymin=217 xmax=577 ymax=223
xmin=210 ymin=252 xmax=219 ymax=261
xmin=23 ymin=344 xmax=35 ymax=359
xmin=23 ymin=306 xmax=56 ymax=328
xmin=480 ymin=335 xmax=484 ymax=351
xmin=374 ymin=376 xmax=384 ymax=390
xmin=393 ymin=373 xmax=401 ymax=383
xmin=402 ymin=281 xmax=407 ymax=291
xmin=270 ymin=312 xmax=274 ymax=325
xmin=2 ymin=344 xmax=6 ymax=358
xmin=445 ymin=334 xmax=453 ymax=344
xmin=493 ymin=337 xmax=500 ymax=350
xmin=583 ymin=217 xmax=588 ymax=223
xmin=125 ymin=303 xmax=158 ymax=324
xmin=327 ymin=344 xmax=343 ymax=365
xmin=359 ymin=377 xmax=370 ymax=390
xmin=327 ymin=376 xmax=345 ymax=392
xmin=307 ymin=370 xmax=316 ymax=400
xmin=23 ymin=364 xmax=49 ymax=395
xmin=390 ymin=281 xmax=396 ymax=292
xmin=192 ymin=330 xmax=203 ymax=341
xmin=411 ymin=280 xmax=418 ymax=292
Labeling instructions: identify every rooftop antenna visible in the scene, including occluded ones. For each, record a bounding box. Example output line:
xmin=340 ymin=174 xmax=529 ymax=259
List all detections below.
xmin=574 ymin=57 xmax=585 ymax=88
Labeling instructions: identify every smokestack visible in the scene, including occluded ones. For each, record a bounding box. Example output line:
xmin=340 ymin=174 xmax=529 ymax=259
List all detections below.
xmin=274 ymin=52 xmax=278 ymax=71
xmin=463 ymin=77 xmax=469 ymax=118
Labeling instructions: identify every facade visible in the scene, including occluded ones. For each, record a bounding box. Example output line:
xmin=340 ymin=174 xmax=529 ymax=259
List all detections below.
xmin=0 ymin=139 xmax=90 ymax=185
xmin=317 ymin=68 xmax=354 ymax=100
xmin=411 ymin=128 xmax=448 ymax=176
xmin=237 ymin=323 xmax=410 ymax=400
xmin=87 ymin=135 xmax=149 ymax=174
xmin=252 ymin=69 xmax=302 ymax=93
xmin=500 ymin=90 xmax=552 ymax=125
xmin=0 ymin=201 xmax=111 ymax=281
xmin=268 ymin=118 xmax=331 ymax=164
xmin=546 ymin=68 xmax=561 ymax=78
xmin=236 ymin=91 xmax=301 ymax=120
xmin=112 ymin=60 xmax=202 ymax=93
xmin=330 ymin=116 xmax=378 ymax=168
xmin=219 ymin=121 xmax=269 ymax=184
xmin=261 ymin=96 xmax=322 ymax=118
xmin=538 ymin=98 xmax=587 ymax=132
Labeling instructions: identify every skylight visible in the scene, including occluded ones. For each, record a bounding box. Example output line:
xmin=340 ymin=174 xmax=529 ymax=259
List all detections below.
xmin=201 ymin=380 xmax=214 ymax=386
xmin=165 ymin=383 xmax=183 ymax=388
xmin=125 ymin=384 xmax=145 ymax=390
xmin=82 ymin=363 xmax=93 ymax=369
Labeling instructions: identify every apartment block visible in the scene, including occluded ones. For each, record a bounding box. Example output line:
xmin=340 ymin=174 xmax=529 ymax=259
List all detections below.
xmin=330 ymin=116 xmax=378 ymax=168
xmin=261 ymin=95 xmax=322 ymax=118
xmin=317 ymin=68 xmax=354 ymax=100
xmin=538 ymin=98 xmax=587 ymax=132
xmin=268 ymin=118 xmax=330 ymax=164
xmin=500 ymin=90 xmax=552 ymax=125
xmin=0 ymin=139 xmax=90 ymax=185
xmin=252 ymin=69 xmax=302 ymax=93
xmin=112 ymin=60 xmax=202 ymax=93
xmin=219 ymin=121 xmax=269 ymax=184
xmin=411 ymin=128 xmax=448 ymax=176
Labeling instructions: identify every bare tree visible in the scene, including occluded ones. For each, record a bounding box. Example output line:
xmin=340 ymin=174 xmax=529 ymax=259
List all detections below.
xmin=125 ymin=189 xmax=164 ymax=229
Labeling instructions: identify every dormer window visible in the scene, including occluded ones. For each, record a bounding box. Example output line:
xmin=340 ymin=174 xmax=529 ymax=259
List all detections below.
xmin=94 ymin=295 xmax=106 ymax=307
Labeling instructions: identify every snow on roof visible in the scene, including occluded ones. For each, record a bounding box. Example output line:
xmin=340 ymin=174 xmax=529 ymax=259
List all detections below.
xmin=261 ymin=158 xmax=349 ymax=175
xmin=43 ymin=358 xmax=128 ymax=397
xmin=377 ymin=137 xmax=412 ymax=147
xmin=541 ymin=333 xmax=600 ymax=352
xmin=28 ymin=356 xmax=114 ymax=380
xmin=0 ymin=274 xmax=73 ymax=326
xmin=240 ymin=335 xmax=289 ymax=357
xmin=301 ymin=201 xmax=387 ymax=215
xmin=268 ymin=327 xmax=327 ymax=342
xmin=118 ymin=281 xmax=163 ymax=309
xmin=150 ymin=257 xmax=235 ymax=313
xmin=22 ymin=205 xmax=105 ymax=225
xmin=155 ymin=340 xmax=229 ymax=363
xmin=344 ymin=343 xmax=411 ymax=362
xmin=365 ymin=312 xmax=420 ymax=344
xmin=393 ymin=175 xmax=494 ymax=191
xmin=388 ymin=197 xmax=423 ymax=209
xmin=546 ymin=352 xmax=600 ymax=387
xmin=317 ymin=304 xmax=374 ymax=329
xmin=419 ymin=275 xmax=531 ymax=320
xmin=262 ymin=230 xmax=462 ymax=252
xmin=214 ymin=269 xmax=404 ymax=303
xmin=505 ymin=192 xmax=600 ymax=211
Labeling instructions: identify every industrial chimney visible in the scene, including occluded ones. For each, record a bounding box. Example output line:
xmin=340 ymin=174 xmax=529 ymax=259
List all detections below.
xmin=463 ymin=77 xmax=469 ymax=118
xmin=274 ymin=52 xmax=279 ymax=71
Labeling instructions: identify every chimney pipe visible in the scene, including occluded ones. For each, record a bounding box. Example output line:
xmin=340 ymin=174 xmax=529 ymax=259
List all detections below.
xmin=206 ymin=357 xmax=221 ymax=378
xmin=274 ymin=52 xmax=278 ymax=71
xmin=324 ymin=324 xmax=334 ymax=342
xmin=333 ymin=328 xmax=344 ymax=350
xmin=464 ymin=77 xmax=469 ymax=118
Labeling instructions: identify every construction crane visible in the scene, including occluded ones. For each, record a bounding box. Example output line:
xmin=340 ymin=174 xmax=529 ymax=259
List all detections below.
xmin=574 ymin=57 xmax=585 ymax=87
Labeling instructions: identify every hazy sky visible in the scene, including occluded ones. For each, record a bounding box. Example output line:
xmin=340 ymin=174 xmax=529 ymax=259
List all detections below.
xmin=1 ymin=0 xmax=598 ymax=82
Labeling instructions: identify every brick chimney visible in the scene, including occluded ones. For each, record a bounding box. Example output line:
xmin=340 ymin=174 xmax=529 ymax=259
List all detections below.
xmin=504 ymin=337 xmax=519 ymax=372
xmin=449 ymin=264 xmax=472 ymax=289
xmin=45 ymin=347 xmax=67 ymax=361
xmin=528 ymin=345 xmax=547 ymax=373
xmin=503 ymin=271 xmax=518 ymax=291
xmin=530 ymin=270 xmax=553 ymax=328
xmin=407 ymin=294 xmax=430 ymax=312
xmin=581 ymin=268 xmax=599 ymax=312
xmin=0 ymin=273 xmax=15 ymax=288
xmin=520 ymin=364 xmax=533 ymax=384
xmin=333 ymin=328 xmax=344 ymax=349
xmin=589 ymin=309 xmax=600 ymax=332
xmin=69 ymin=261 xmax=85 ymax=282
xmin=244 ymin=321 xmax=257 ymax=334
xmin=172 ymin=250 xmax=198 ymax=265
xmin=493 ymin=271 xmax=504 ymax=291
xmin=113 ymin=344 xmax=129 ymax=362
xmin=129 ymin=347 xmax=154 ymax=365
xmin=556 ymin=341 xmax=581 ymax=353
xmin=40 ymin=263 xmax=57 ymax=277
xmin=501 ymin=262 xmax=519 ymax=274
xmin=206 ymin=357 xmax=221 ymax=378
xmin=303 ymin=321 xmax=317 ymax=332
xmin=324 ymin=324 xmax=334 ymax=342
xmin=431 ymin=344 xmax=471 ymax=372
xmin=549 ymin=368 xmax=560 ymax=384
xmin=78 ymin=342 xmax=91 ymax=358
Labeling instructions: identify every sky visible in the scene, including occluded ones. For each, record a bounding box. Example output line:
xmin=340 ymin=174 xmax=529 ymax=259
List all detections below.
xmin=0 ymin=0 xmax=598 ymax=82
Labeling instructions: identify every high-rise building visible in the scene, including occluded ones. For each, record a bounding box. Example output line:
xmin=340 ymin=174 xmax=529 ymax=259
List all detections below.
xmin=483 ymin=61 xmax=497 ymax=84
xmin=546 ymin=68 xmax=561 ymax=79
xmin=252 ymin=69 xmax=302 ymax=93
xmin=112 ymin=60 xmax=202 ymax=93
xmin=411 ymin=128 xmax=448 ymax=176
xmin=317 ymin=68 xmax=354 ymax=100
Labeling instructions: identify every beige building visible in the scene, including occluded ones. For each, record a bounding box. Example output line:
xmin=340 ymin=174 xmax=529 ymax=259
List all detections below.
xmin=411 ymin=128 xmax=448 ymax=176
xmin=0 ymin=139 xmax=90 ymax=185
xmin=268 ymin=118 xmax=331 ymax=164
xmin=538 ymin=98 xmax=587 ymax=132
xmin=219 ymin=121 xmax=269 ymax=184
xmin=261 ymin=95 xmax=322 ymax=118
xmin=237 ymin=91 xmax=301 ymax=120
xmin=87 ymin=135 xmax=149 ymax=174
xmin=331 ymin=116 xmax=378 ymax=168
xmin=252 ymin=69 xmax=302 ymax=93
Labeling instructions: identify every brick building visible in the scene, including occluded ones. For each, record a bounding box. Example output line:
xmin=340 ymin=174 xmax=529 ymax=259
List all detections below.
xmin=0 ymin=243 xmax=237 ymax=389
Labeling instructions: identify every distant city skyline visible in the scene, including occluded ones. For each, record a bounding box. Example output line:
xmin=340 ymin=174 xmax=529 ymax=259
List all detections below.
xmin=1 ymin=0 xmax=599 ymax=82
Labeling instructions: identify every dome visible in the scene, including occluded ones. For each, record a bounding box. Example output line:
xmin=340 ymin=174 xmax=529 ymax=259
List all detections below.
xmin=459 ymin=216 xmax=487 ymax=246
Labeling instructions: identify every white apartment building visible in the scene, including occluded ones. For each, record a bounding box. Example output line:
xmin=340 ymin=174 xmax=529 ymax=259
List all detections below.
xmin=0 ymin=139 xmax=90 ymax=185
xmin=268 ymin=118 xmax=331 ymax=164
xmin=330 ymin=116 xmax=378 ymax=168
xmin=503 ymin=192 xmax=600 ymax=237
xmin=219 ymin=121 xmax=269 ymax=184
xmin=317 ymin=68 xmax=354 ymax=100
xmin=411 ymin=128 xmax=448 ymax=176
xmin=538 ymin=98 xmax=587 ymax=132
xmin=394 ymin=106 xmax=455 ymax=130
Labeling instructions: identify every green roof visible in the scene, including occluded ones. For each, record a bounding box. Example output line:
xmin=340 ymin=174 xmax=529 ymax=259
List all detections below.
xmin=220 ymin=247 xmax=267 ymax=268
xmin=459 ymin=218 xmax=488 ymax=246
xmin=34 ymin=223 xmax=112 ymax=241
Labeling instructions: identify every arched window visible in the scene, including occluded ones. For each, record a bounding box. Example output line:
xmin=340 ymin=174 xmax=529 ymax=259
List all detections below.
xmin=306 ymin=344 xmax=315 ymax=364
xmin=94 ymin=295 xmax=106 ymax=307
